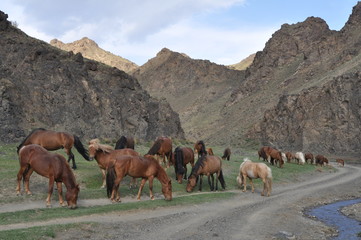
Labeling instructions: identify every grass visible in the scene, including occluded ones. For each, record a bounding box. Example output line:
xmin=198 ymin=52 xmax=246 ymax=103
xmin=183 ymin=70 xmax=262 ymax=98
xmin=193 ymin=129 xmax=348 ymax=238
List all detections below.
xmin=0 ymin=141 xmax=330 ymax=236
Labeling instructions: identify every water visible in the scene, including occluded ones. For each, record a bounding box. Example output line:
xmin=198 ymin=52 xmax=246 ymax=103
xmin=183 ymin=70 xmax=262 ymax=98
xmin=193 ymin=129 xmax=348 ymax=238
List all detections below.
xmin=308 ymin=198 xmax=361 ymax=240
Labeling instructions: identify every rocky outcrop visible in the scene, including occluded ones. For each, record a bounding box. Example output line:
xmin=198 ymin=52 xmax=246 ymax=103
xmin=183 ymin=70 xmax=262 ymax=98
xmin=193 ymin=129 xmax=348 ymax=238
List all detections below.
xmin=251 ymin=73 xmax=361 ymax=156
xmin=0 ymin=10 xmax=184 ymax=143
xmin=50 ymin=37 xmax=138 ymax=74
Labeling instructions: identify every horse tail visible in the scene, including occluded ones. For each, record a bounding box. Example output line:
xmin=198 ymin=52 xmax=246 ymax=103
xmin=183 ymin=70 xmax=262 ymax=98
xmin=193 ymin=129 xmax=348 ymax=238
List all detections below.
xmin=218 ymin=170 xmax=226 ymax=189
xmin=174 ymin=147 xmax=185 ymax=175
xmin=16 ymin=128 xmax=46 ymax=154
xmin=106 ymin=162 xmax=116 ymax=198
xmin=115 ymin=136 xmax=127 ymax=150
xmin=236 ymin=168 xmax=243 ymax=187
xmin=73 ymin=135 xmax=90 ymax=161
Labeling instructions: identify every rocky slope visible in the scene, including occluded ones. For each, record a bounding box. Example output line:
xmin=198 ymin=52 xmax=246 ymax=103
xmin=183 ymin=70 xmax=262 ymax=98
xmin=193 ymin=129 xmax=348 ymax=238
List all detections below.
xmin=0 ymin=11 xmax=184 ymax=143
xmin=50 ymin=37 xmax=138 ymax=74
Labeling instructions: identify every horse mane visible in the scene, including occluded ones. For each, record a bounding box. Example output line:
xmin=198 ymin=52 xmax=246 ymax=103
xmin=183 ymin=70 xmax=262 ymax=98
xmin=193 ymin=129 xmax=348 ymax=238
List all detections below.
xmin=147 ymin=139 xmax=162 ymax=155
xmin=240 ymin=157 xmax=251 ymax=169
xmin=17 ymin=128 xmax=46 ymax=153
xmin=189 ymin=154 xmax=206 ymax=178
xmin=115 ymin=136 xmax=127 ymax=150
xmin=174 ymin=147 xmax=185 ymax=175
xmin=198 ymin=140 xmax=207 ymax=156
xmin=89 ymin=139 xmax=114 ymax=153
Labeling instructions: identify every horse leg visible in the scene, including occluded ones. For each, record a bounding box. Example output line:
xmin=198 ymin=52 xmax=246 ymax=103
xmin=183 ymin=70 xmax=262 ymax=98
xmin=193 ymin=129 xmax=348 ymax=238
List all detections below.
xmin=111 ymin=175 xmax=124 ymax=202
xmin=56 ymin=182 xmax=66 ymax=207
xmin=23 ymin=168 xmax=34 ymax=195
xmin=215 ymin=173 xmax=219 ymax=191
xmin=148 ymin=176 xmax=155 ymax=200
xmin=129 ymin=177 xmax=137 ymax=189
xmin=66 ymin=148 xmax=77 ymax=170
xmin=137 ymin=178 xmax=147 ymax=200
xmin=101 ymin=169 xmax=106 ymax=188
xmin=46 ymin=176 xmax=55 ymax=207
xmin=261 ymin=178 xmax=266 ymax=196
xmin=183 ymin=164 xmax=188 ymax=180
xmin=16 ymin=165 xmax=27 ymax=195
xmin=199 ymin=176 xmax=203 ymax=191
xmin=207 ymin=175 xmax=213 ymax=191
xmin=242 ymin=174 xmax=247 ymax=192
xmin=249 ymin=178 xmax=255 ymax=193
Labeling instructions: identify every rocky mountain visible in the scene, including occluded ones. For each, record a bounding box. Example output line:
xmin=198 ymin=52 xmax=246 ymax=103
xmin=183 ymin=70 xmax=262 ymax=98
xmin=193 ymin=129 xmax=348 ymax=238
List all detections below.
xmin=0 ymin=11 xmax=184 ymax=143
xmin=50 ymin=37 xmax=138 ymax=74
xmin=228 ymin=53 xmax=255 ymax=70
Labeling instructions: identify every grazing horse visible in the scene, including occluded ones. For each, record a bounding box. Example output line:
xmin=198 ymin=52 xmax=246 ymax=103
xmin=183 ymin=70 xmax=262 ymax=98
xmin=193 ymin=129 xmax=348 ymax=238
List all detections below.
xmin=295 ymin=152 xmax=306 ymax=165
xmin=17 ymin=128 xmax=90 ymax=169
xmin=115 ymin=136 xmax=135 ymax=150
xmin=186 ymin=155 xmax=226 ymax=192
xmin=237 ymin=158 xmax=272 ymax=197
xmin=173 ymin=147 xmax=195 ymax=184
xmin=88 ymin=139 xmax=139 ymax=188
xmin=260 ymin=146 xmax=283 ymax=167
xmin=106 ymin=155 xmax=172 ymax=202
xmin=285 ymin=152 xmax=295 ymax=163
xmin=336 ymin=159 xmax=345 ymax=167
xmin=222 ymin=148 xmax=231 ymax=161
xmin=194 ymin=140 xmax=208 ymax=160
xmin=304 ymin=153 xmax=314 ymax=164
xmin=16 ymin=144 xmax=79 ymax=208
xmin=315 ymin=155 xmax=329 ymax=166
xmin=258 ymin=147 xmax=269 ymax=161
xmin=147 ymin=136 xmax=173 ymax=167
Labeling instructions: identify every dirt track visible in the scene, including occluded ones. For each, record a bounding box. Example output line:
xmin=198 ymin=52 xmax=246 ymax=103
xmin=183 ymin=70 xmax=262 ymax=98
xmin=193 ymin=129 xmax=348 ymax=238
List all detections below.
xmin=1 ymin=162 xmax=361 ymax=239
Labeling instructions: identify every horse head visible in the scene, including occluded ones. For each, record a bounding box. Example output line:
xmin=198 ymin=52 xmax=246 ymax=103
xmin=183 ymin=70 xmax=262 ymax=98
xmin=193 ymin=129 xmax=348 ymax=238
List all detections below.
xmin=66 ymin=184 xmax=79 ymax=209
xmin=162 ymin=179 xmax=172 ymax=201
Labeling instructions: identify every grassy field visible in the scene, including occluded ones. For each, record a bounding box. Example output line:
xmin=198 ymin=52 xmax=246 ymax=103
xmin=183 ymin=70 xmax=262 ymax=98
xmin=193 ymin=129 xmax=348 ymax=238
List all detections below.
xmin=0 ymin=141 xmax=329 ymax=239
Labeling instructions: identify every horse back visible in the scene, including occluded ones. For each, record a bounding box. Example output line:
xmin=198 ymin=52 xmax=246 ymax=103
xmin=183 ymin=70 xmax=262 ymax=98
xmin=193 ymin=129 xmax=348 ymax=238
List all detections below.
xmin=202 ymin=155 xmax=222 ymax=174
xmin=182 ymin=147 xmax=194 ymax=164
xmin=31 ymin=130 xmax=73 ymax=150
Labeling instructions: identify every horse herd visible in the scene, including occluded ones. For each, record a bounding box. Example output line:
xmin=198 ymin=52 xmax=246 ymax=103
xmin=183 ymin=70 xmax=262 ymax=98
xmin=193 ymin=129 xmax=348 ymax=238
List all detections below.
xmin=14 ymin=128 xmax=338 ymax=209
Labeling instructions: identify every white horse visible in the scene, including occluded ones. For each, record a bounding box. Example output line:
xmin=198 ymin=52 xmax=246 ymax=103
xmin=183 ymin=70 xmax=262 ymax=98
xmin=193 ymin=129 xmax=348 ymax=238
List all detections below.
xmin=236 ymin=158 xmax=272 ymax=197
xmin=295 ymin=152 xmax=305 ymax=165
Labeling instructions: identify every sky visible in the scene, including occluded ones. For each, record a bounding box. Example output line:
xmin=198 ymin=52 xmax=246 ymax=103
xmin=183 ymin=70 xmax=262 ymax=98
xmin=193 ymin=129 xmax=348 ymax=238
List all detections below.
xmin=1 ymin=0 xmax=359 ymax=66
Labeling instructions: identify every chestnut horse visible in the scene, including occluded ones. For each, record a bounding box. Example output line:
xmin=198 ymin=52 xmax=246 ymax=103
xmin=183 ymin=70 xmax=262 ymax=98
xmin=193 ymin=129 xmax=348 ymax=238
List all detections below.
xmin=16 ymin=144 xmax=79 ymax=208
xmin=88 ymin=139 xmax=139 ymax=188
xmin=285 ymin=152 xmax=295 ymax=163
xmin=106 ymin=155 xmax=172 ymax=202
xmin=336 ymin=159 xmax=345 ymax=167
xmin=115 ymin=136 xmax=135 ymax=150
xmin=260 ymin=146 xmax=284 ymax=167
xmin=304 ymin=152 xmax=314 ymax=164
xmin=186 ymin=155 xmax=226 ymax=192
xmin=237 ymin=158 xmax=272 ymax=197
xmin=194 ymin=140 xmax=208 ymax=160
xmin=147 ymin=136 xmax=173 ymax=167
xmin=315 ymin=155 xmax=329 ymax=166
xmin=222 ymin=148 xmax=231 ymax=161
xmin=17 ymin=128 xmax=90 ymax=169
xmin=173 ymin=147 xmax=195 ymax=183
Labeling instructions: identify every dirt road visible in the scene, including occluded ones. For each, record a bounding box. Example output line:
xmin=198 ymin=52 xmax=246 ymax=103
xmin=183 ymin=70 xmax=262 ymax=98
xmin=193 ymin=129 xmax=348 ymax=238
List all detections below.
xmin=2 ymin=163 xmax=361 ymax=239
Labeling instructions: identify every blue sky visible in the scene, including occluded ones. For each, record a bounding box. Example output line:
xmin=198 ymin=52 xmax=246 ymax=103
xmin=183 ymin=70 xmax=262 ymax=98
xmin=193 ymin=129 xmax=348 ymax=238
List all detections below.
xmin=1 ymin=0 xmax=358 ymax=66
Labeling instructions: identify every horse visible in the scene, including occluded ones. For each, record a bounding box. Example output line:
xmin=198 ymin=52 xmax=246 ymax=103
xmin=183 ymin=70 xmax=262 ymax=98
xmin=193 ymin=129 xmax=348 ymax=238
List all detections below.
xmin=295 ymin=152 xmax=306 ymax=165
xmin=260 ymin=146 xmax=284 ymax=167
xmin=222 ymin=148 xmax=231 ymax=161
xmin=186 ymin=155 xmax=226 ymax=192
xmin=236 ymin=158 xmax=272 ymax=197
xmin=173 ymin=147 xmax=195 ymax=184
xmin=16 ymin=144 xmax=79 ymax=209
xmin=304 ymin=152 xmax=314 ymax=164
xmin=336 ymin=159 xmax=345 ymax=167
xmin=115 ymin=136 xmax=135 ymax=150
xmin=106 ymin=154 xmax=172 ymax=202
xmin=147 ymin=136 xmax=173 ymax=167
xmin=258 ymin=147 xmax=269 ymax=162
xmin=315 ymin=155 xmax=329 ymax=166
xmin=194 ymin=140 xmax=208 ymax=160
xmin=88 ymin=139 xmax=139 ymax=188
xmin=285 ymin=152 xmax=295 ymax=163
xmin=207 ymin=148 xmax=214 ymax=155
xmin=17 ymin=128 xmax=90 ymax=169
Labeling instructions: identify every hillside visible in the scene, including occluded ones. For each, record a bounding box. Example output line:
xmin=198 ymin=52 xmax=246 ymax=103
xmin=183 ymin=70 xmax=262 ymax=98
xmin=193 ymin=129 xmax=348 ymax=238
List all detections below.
xmin=0 ymin=11 xmax=184 ymax=143
xmin=228 ymin=53 xmax=255 ymax=70
xmin=50 ymin=37 xmax=138 ymax=74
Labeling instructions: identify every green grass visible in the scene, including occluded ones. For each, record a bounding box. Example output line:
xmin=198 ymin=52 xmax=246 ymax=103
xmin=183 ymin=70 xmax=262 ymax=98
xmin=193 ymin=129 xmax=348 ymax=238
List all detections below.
xmin=0 ymin=142 xmax=331 ymax=235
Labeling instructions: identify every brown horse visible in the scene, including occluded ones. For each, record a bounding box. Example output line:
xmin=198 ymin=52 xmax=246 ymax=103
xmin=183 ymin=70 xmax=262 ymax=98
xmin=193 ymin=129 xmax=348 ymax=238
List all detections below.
xmin=106 ymin=155 xmax=172 ymax=202
xmin=17 ymin=128 xmax=90 ymax=169
xmin=186 ymin=155 xmax=226 ymax=192
xmin=194 ymin=140 xmax=208 ymax=160
xmin=237 ymin=158 xmax=272 ymax=197
xmin=285 ymin=152 xmax=295 ymax=163
xmin=88 ymin=139 xmax=139 ymax=188
xmin=315 ymin=155 xmax=329 ymax=166
xmin=115 ymin=136 xmax=135 ymax=150
xmin=222 ymin=148 xmax=231 ymax=161
xmin=304 ymin=152 xmax=314 ymax=164
xmin=173 ymin=147 xmax=195 ymax=184
xmin=16 ymin=144 xmax=79 ymax=208
xmin=207 ymin=148 xmax=214 ymax=155
xmin=336 ymin=159 xmax=345 ymax=167
xmin=258 ymin=147 xmax=269 ymax=161
xmin=260 ymin=146 xmax=283 ymax=167
xmin=147 ymin=136 xmax=173 ymax=167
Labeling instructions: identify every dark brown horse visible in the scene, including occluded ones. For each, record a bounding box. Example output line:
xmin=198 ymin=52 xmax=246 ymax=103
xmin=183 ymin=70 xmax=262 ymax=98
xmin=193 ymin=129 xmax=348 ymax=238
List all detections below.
xmin=173 ymin=147 xmax=195 ymax=184
xmin=222 ymin=148 xmax=231 ymax=161
xmin=88 ymin=139 xmax=139 ymax=188
xmin=115 ymin=136 xmax=135 ymax=150
xmin=304 ymin=152 xmax=314 ymax=164
xmin=17 ymin=128 xmax=90 ymax=169
xmin=194 ymin=140 xmax=208 ymax=160
xmin=147 ymin=136 xmax=173 ymax=167
xmin=186 ymin=155 xmax=226 ymax=192
xmin=106 ymin=155 xmax=172 ymax=202
xmin=16 ymin=144 xmax=79 ymax=208
xmin=315 ymin=155 xmax=329 ymax=166
xmin=285 ymin=152 xmax=295 ymax=163
xmin=260 ymin=146 xmax=284 ymax=168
